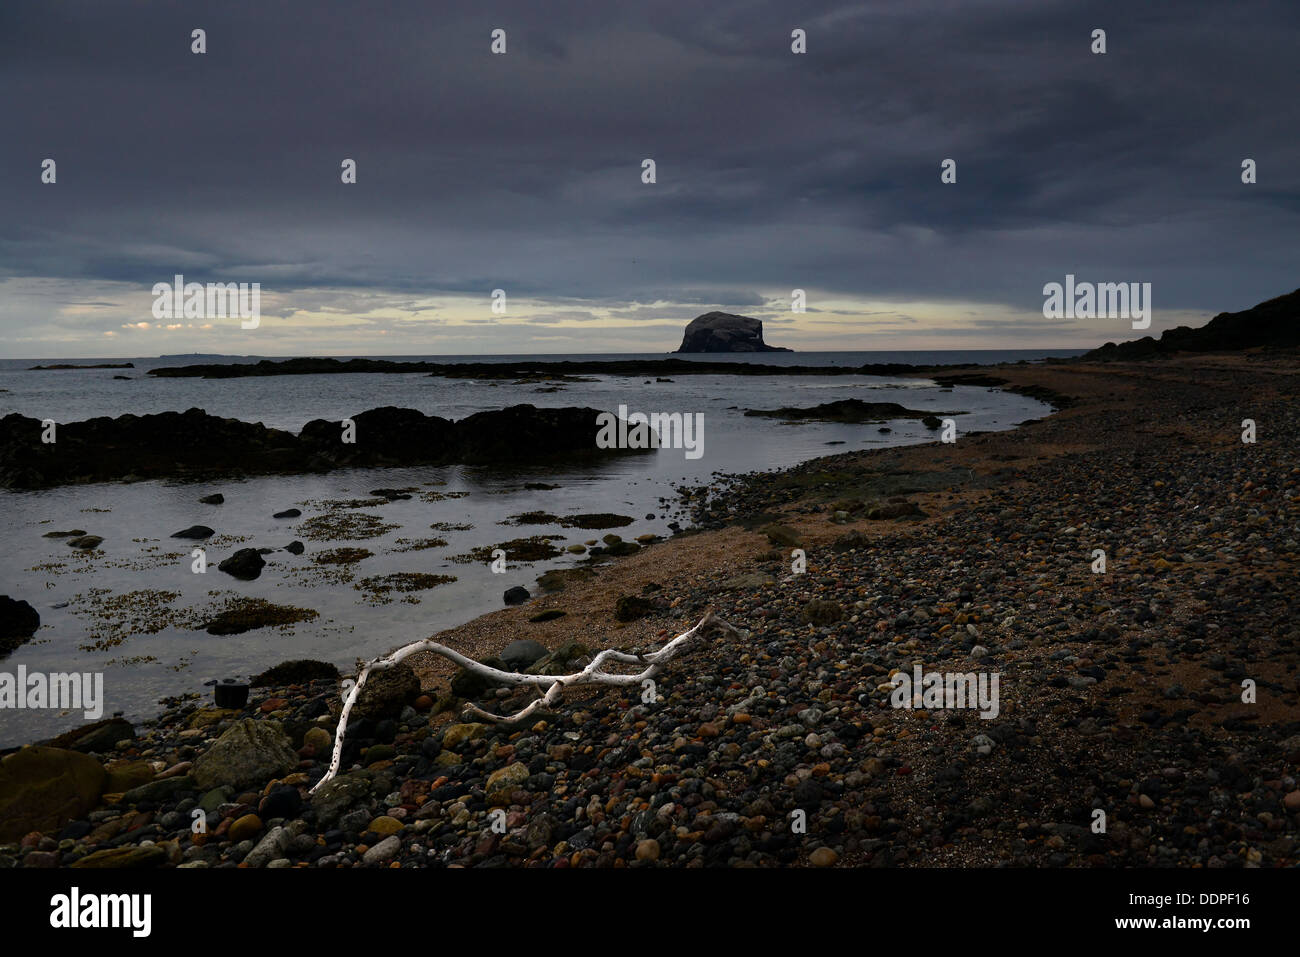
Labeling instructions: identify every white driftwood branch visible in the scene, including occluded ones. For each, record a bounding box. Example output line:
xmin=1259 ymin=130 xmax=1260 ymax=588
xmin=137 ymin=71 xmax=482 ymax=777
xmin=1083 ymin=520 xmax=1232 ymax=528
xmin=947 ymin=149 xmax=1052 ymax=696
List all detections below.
xmin=308 ymin=609 xmax=740 ymax=794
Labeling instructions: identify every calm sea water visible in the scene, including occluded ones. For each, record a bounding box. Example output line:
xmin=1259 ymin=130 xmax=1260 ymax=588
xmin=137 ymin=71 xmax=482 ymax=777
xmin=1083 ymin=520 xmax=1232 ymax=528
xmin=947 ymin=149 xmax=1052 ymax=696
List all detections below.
xmin=0 ymin=350 xmax=1077 ymax=745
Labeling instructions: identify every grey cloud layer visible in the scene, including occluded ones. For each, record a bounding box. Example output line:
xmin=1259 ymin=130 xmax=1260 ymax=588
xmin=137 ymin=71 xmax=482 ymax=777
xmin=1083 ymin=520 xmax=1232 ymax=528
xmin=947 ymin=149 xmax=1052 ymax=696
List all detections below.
xmin=1 ymin=0 xmax=1297 ymax=348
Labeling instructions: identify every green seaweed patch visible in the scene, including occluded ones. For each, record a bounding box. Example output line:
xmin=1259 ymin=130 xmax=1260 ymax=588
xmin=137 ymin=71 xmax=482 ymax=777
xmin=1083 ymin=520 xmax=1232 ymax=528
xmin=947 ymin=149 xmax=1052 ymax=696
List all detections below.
xmin=74 ymin=588 xmax=187 ymax=651
xmin=419 ymin=490 xmax=470 ymax=503
xmin=314 ymin=547 xmax=374 ymax=565
xmin=102 ymin=547 xmax=186 ymax=573
xmin=392 ymin=537 xmax=449 ymax=552
xmin=430 ymin=522 xmax=474 ymax=532
xmin=304 ymin=497 xmax=390 ymax=510
xmin=355 ymin=572 xmax=457 ymax=605
xmin=104 ymin=654 xmax=159 ymax=667
xmin=357 ymin=572 xmax=457 ymax=593
xmin=297 ymin=512 xmax=398 ymax=542
xmin=500 ymin=511 xmax=560 ymax=526
xmin=285 ymin=562 xmax=357 ymax=587
xmin=201 ymin=598 xmax=320 ymax=635
xmin=451 ymin=536 xmax=564 ymax=564
xmin=251 ymin=659 xmax=340 ymax=686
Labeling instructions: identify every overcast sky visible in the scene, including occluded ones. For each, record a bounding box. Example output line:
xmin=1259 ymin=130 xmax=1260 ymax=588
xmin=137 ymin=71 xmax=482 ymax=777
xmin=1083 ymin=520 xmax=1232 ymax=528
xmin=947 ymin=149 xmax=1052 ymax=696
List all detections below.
xmin=1 ymin=0 xmax=1296 ymax=358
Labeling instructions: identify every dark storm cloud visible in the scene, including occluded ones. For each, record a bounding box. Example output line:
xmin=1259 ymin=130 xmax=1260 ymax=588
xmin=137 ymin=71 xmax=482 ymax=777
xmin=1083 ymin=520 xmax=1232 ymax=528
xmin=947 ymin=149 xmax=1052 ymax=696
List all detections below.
xmin=0 ymin=0 xmax=1297 ymax=332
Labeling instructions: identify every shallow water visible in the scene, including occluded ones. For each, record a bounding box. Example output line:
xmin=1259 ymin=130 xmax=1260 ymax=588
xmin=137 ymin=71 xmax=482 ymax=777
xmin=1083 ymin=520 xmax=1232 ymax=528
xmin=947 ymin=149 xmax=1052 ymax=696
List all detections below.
xmin=0 ymin=355 xmax=1059 ymax=746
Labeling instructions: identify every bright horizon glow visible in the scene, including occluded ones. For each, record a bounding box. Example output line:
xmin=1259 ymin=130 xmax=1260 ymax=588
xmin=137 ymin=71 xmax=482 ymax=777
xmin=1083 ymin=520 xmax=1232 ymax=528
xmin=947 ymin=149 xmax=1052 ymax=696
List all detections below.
xmin=0 ymin=277 xmax=1214 ymax=360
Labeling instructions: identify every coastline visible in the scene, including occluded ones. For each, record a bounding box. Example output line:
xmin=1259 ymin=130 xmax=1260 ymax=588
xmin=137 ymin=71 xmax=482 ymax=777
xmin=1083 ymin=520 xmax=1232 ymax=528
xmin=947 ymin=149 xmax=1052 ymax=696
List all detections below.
xmin=4 ymin=352 xmax=1298 ymax=868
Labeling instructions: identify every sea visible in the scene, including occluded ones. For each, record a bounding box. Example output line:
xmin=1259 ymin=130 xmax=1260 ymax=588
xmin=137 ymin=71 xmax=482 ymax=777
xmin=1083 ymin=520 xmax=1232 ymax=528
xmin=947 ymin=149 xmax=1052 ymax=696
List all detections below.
xmin=0 ymin=349 xmax=1084 ymax=745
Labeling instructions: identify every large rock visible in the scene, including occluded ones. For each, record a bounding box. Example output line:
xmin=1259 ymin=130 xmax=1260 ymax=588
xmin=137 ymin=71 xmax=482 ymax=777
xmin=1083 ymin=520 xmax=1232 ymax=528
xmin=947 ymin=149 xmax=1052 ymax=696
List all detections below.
xmin=171 ymin=525 xmax=214 ymax=539
xmin=0 ymin=747 xmax=106 ymax=841
xmin=525 ymin=640 xmax=590 ymax=676
xmin=190 ymin=719 xmax=297 ymax=791
xmin=675 ymin=312 xmax=791 ymax=353
xmin=486 ymin=762 xmax=530 ymax=805
xmin=501 ymin=639 xmax=548 ymax=671
xmin=362 ymin=834 xmax=401 ymax=865
xmin=441 ymin=723 xmax=488 ymax=751
xmin=450 ymin=656 xmax=507 ymax=699
xmin=309 ymin=771 xmax=373 ymax=826
xmin=44 ymin=716 xmax=135 ymax=753
xmin=0 ymin=595 xmax=40 ymax=655
xmin=243 ymin=826 xmax=291 ymax=868
xmin=217 ymin=548 xmax=266 ymax=580
xmin=354 ymin=662 xmax=420 ymax=720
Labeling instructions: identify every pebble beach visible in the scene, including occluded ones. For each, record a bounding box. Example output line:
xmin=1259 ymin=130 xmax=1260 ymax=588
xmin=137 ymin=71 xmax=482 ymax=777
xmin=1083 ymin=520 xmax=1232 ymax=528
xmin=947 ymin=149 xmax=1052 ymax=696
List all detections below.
xmin=3 ymin=353 xmax=1298 ymax=869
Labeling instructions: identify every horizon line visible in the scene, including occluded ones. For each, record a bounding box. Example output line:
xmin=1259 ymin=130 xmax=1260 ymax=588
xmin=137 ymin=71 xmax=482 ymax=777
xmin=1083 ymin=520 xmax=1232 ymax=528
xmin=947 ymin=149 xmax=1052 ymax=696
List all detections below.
xmin=7 ymin=346 xmax=1096 ymax=363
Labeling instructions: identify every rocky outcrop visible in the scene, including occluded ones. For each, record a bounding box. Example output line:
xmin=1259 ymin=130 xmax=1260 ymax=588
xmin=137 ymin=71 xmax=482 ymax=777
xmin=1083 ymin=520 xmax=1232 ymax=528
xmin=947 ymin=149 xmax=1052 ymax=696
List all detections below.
xmin=744 ymin=399 xmax=957 ymax=423
xmin=1087 ymin=287 xmax=1300 ymax=360
xmin=0 ymin=404 xmax=650 ymax=490
xmin=0 ymin=747 xmax=106 ymax=841
xmin=299 ymin=406 xmax=455 ymax=467
xmin=190 ymin=718 xmax=298 ymax=791
xmin=675 ymin=312 xmax=791 ymax=353
xmin=0 ymin=596 xmax=40 ymax=655
xmin=0 ymin=407 xmax=306 ymax=490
